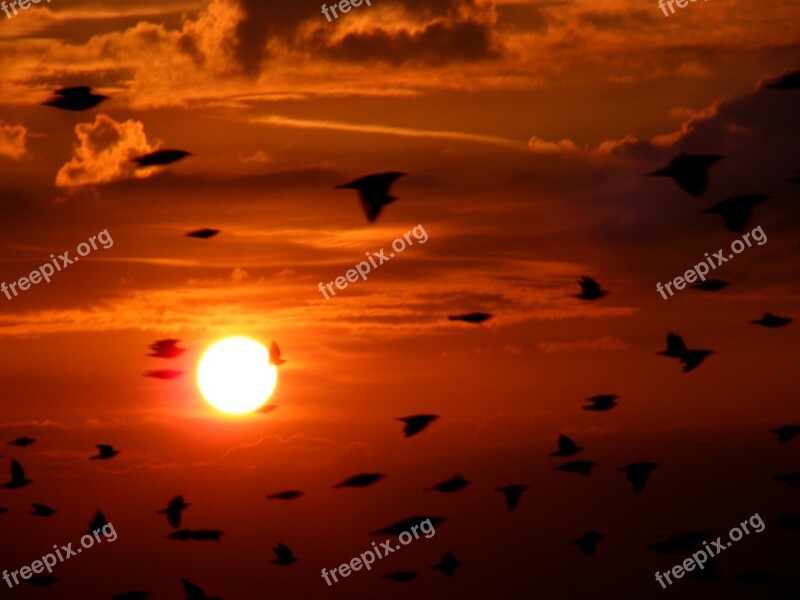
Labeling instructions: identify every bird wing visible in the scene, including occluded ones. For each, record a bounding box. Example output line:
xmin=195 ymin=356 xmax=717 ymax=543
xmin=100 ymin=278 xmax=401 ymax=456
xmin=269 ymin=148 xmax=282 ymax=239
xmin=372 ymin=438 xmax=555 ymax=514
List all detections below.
xmin=10 ymin=459 xmax=25 ymax=482
xmin=580 ymin=277 xmax=601 ymax=295
xmin=180 ymin=579 xmax=207 ymax=600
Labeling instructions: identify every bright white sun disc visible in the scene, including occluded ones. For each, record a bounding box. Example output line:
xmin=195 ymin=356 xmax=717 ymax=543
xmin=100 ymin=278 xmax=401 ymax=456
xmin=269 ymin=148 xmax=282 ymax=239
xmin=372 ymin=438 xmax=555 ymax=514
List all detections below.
xmin=197 ymin=337 xmax=277 ymax=414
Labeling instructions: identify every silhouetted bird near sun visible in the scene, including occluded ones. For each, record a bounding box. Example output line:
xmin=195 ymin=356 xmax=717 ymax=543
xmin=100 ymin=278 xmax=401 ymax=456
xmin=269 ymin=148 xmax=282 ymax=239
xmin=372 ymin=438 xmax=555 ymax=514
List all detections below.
xmin=132 ymin=150 xmax=191 ymax=167
xmin=570 ymin=531 xmax=604 ymax=556
xmin=113 ymin=592 xmax=152 ymax=600
xmin=397 ymin=414 xmax=438 ymax=437
xmin=647 ymin=532 xmax=709 ymax=554
xmin=372 ymin=516 xmax=446 ymax=536
xmin=335 ymin=172 xmax=406 ymax=223
xmin=583 ymin=395 xmax=618 ymax=411
xmin=692 ymin=279 xmax=728 ymax=292
xmin=30 ymin=503 xmax=55 ymax=517
xmin=267 ymin=490 xmax=304 ymax=500
xmin=427 ymin=475 xmax=471 ymax=493
xmin=618 ymin=462 xmax=659 ymax=493
xmin=701 ymin=194 xmax=767 ymax=232
xmin=268 ymin=340 xmax=286 ymax=366
xmin=169 ymin=529 xmax=224 ymax=542
xmin=148 ymin=339 xmax=186 ymax=359
xmin=333 ymin=473 xmax=385 ymax=488
xmin=575 ymin=276 xmax=608 ymax=300
xmin=550 ymin=434 xmax=584 ymax=456
xmin=658 ymin=332 xmax=712 ymax=373
xmin=144 ymin=370 xmax=184 ymax=380
xmin=3 ymin=460 xmax=31 ymax=489
xmin=180 ymin=579 xmax=221 ymax=600
xmin=554 ymin=460 xmax=597 ymax=476
xmin=750 ymin=312 xmax=792 ymax=328
xmin=87 ymin=510 xmax=107 ymax=533
xmin=447 ymin=312 xmax=493 ymax=324
xmin=158 ymin=495 xmax=190 ymax=528
xmin=381 ymin=572 xmax=418 ymax=582
xmin=774 ymin=472 xmax=800 ymax=486
xmin=432 ymin=551 xmax=463 ymax=576
xmin=43 ymin=86 xmax=108 ymax=111
xmin=90 ymin=444 xmax=120 ymax=460
xmin=770 ymin=425 xmax=800 ymax=444
xmin=8 ymin=436 xmax=35 ymax=447
xmin=496 ymin=485 xmax=528 ymax=512
xmin=765 ymin=69 xmax=800 ymax=90
xmin=271 ymin=543 xmax=298 ymax=565
xmin=186 ymin=228 xmax=220 ymax=239
xmin=647 ymin=154 xmax=723 ymax=197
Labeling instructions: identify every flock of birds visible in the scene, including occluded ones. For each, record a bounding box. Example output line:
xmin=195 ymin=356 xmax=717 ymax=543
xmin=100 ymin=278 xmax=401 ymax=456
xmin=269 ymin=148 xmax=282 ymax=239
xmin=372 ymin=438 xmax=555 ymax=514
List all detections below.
xmin=2 ymin=69 xmax=799 ymax=598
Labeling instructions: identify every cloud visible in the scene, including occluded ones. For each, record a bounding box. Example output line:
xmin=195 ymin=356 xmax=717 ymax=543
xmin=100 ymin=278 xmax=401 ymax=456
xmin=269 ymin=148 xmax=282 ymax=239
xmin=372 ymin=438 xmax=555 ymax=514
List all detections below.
xmin=536 ymin=334 xmax=630 ymax=354
xmin=0 ymin=119 xmax=27 ymax=159
xmin=55 ymin=114 xmax=156 ymax=187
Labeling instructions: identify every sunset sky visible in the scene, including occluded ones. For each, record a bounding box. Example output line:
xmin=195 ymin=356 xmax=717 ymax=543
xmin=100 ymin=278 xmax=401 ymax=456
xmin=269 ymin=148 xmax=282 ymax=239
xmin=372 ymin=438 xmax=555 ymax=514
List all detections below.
xmin=0 ymin=0 xmax=799 ymax=598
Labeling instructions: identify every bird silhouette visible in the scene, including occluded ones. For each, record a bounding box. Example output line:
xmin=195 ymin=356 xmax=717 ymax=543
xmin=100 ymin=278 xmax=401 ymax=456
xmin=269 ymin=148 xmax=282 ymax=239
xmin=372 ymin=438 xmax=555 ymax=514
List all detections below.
xmin=267 ymin=490 xmax=304 ymax=500
xmin=575 ymin=276 xmax=608 ymax=300
xmin=765 ymin=69 xmax=800 ymax=90
xmin=3 ymin=460 xmax=31 ymax=488
xmin=132 ymin=150 xmax=191 ymax=168
xmin=554 ymin=460 xmax=597 ymax=476
xmin=186 ymin=229 xmax=220 ymax=239
xmin=148 ymin=339 xmax=185 ymax=359
xmin=381 ymin=572 xmax=418 ymax=582
xmin=432 ymin=552 xmax=463 ymax=576
xmin=583 ymin=395 xmax=618 ymax=411
xmin=271 ymin=543 xmax=298 ymax=565
xmin=427 ymin=475 xmax=471 ymax=493
xmin=90 ymin=444 xmax=120 ymax=460
xmin=701 ymin=194 xmax=767 ymax=232
xmin=335 ymin=172 xmax=406 ymax=222
xmin=619 ymin=462 xmax=659 ymax=493
xmin=774 ymin=472 xmax=800 ymax=486
xmin=692 ymin=279 xmax=728 ymax=292
xmin=570 ymin=531 xmax=605 ymax=556
xmin=397 ymin=414 xmax=438 ymax=437
xmin=158 ymin=495 xmax=190 ymax=528
xmin=268 ymin=340 xmax=286 ymax=366
xmin=8 ymin=436 xmax=35 ymax=447
xmin=113 ymin=592 xmax=152 ymax=600
xmin=333 ymin=473 xmax=385 ymax=488
xmin=496 ymin=485 xmax=528 ymax=513
xmin=30 ymin=503 xmax=55 ymax=517
xmin=776 ymin=515 xmax=800 ymax=530
xmin=42 ymin=86 xmax=107 ymax=111
xmin=729 ymin=572 xmax=778 ymax=586
xmin=447 ymin=312 xmax=493 ymax=324
xmin=770 ymin=425 xmax=800 ymax=444
xmin=87 ymin=510 xmax=107 ymax=533
xmin=658 ymin=332 xmax=712 ymax=372
xmin=371 ymin=516 xmax=446 ymax=536
xmin=0 ymin=507 xmax=7 ymax=515
xmin=647 ymin=154 xmax=723 ymax=197
xmin=550 ymin=435 xmax=583 ymax=456
xmin=144 ymin=370 xmax=184 ymax=380
xmin=647 ymin=532 xmax=709 ymax=554
xmin=25 ymin=575 xmax=58 ymax=586
xmin=750 ymin=312 xmax=792 ymax=328
xmin=180 ymin=579 xmax=221 ymax=600
xmin=168 ymin=529 xmax=224 ymax=542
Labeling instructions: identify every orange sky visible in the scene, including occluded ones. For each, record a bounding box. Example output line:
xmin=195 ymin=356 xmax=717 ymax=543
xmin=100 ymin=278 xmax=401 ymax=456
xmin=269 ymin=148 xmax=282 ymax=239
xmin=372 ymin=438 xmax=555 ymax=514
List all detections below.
xmin=0 ymin=0 xmax=799 ymax=598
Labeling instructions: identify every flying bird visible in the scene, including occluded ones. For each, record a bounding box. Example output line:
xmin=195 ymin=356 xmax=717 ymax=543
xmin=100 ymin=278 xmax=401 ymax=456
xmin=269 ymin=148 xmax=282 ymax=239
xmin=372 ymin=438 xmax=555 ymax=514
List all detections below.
xmin=776 ymin=514 xmax=800 ymax=531
xmin=447 ymin=312 xmax=493 ymax=324
xmin=583 ymin=395 xmax=618 ymax=411
xmin=271 ymin=543 xmax=298 ymax=565
xmin=30 ymin=504 xmax=56 ymax=517
xmin=335 ymin=172 xmax=406 ymax=223
xmin=148 ymin=339 xmax=186 ymax=359
xmin=8 ymin=436 xmax=35 ymax=447
xmin=774 ymin=472 xmax=800 ymax=486
xmin=87 ymin=510 xmax=107 ymax=533
xmin=554 ymin=460 xmax=597 ymax=476
xmin=186 ymin=229 xmax=220 ymax=239
xmin=333 ymin=473 xmax=385 ymax=489
xmin=25 ymin=575 xmax=58 ymax=586
xmin=90 ymin=444 xmax=120 ymax=460
xmin=268 ymin=340 xmax=286 ymax=366
xmin=158 ymin=495 xmax=190 ymax=528
xmin=496 ymin=485 xmax=528 ymax=513
xmin=701 ymin=194 xmax=767 ymax=232
xmin=42 ymin=86 xmax=107 ymax=111
xmin=113 ymin=592 xmax=152 ymax=600
xmin=550 ymin=435 xmax=583 ymax=457
xmin=765 ymin=69 xmax=800 ymax=90
xmin=647 ymin=154 xmax=723 ymax=197
xmin=432 ymin=552 xmax=463 ymax=577
xmin=371 ymin=516 xmax=446 ymax=536
xmin=770 ymin=425 xmax=800 ymax=445
xmin=397 ymin=414 xmax=438 ymax=438
xmin=267 ymin=490 xmax=304 ymax=500
xmin=647 ymin=532 xmax=709 ymax=555
xmin=3 ymin=460 xmax=31 ymax=489
xmin=570 ymin=531 xmax=605 ymax=556
xmin=180 ymin=579 xmax=221 ymax=600
xmin=132 ymin=149 xmax=191 ymax=167
xmin=729 ymin=572 xmax=778 ymax=586
xmin=619 ymin=462 xmax=659 ymax=493
xmin=750 ymin=312 xmax=792 ymax=328
xmin=168 ymin=529 xmax=224 ymax=542
xmin=658 ymin=332 xmax=712 ymax=373
xmin=381 ymin=572 xmax=418 ymax=583
xmin=575 ymin=276 xmax=608 ymax=300
xmin=144 ymin=370 xmax=184 ymax=380
xmin=692 ymin=279 xmax=728 ymax=292
xmin=427 ymin=475 xmax=471 ymax=493
xmin=0 ymin=507 xmax=6 ymax=515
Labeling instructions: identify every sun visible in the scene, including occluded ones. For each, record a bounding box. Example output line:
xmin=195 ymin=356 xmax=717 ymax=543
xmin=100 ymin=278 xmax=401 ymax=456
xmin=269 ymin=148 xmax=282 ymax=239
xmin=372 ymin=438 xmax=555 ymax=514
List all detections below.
xmin=197 ymin=337 xmax=278 ymax=414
